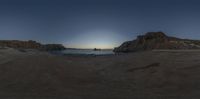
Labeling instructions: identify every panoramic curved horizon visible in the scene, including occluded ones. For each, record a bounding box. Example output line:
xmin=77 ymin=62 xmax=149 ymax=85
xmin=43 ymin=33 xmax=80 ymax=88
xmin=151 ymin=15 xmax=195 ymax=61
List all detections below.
xmin=0 ymin=0 xmax=200 ymax=49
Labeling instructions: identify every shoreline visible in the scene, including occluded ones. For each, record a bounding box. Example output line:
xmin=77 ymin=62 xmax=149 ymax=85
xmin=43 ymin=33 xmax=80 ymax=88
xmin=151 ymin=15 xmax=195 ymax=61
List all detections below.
xmin=1 ymin=48 xmax=200 ymax=98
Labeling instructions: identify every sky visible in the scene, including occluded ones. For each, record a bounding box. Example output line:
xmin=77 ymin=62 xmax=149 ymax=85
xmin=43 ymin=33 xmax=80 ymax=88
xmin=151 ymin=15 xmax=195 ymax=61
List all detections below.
xmin=0 ymin=0 xmax=200 ymax=49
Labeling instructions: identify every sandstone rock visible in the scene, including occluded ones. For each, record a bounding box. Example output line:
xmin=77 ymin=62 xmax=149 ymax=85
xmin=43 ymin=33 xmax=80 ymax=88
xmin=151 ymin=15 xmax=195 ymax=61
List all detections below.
xmin=114 ymin=32 xmax=200 ymax=52
xmin=0 ymin=40 xmax=66 ymax=51
xmin=0 ymin=40 xmax=41 ymax=49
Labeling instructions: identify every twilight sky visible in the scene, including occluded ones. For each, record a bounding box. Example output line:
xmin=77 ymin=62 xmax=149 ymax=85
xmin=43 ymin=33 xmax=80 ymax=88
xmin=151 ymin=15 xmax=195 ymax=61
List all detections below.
xmin=0 ymin=0 xmax=200 ymax=49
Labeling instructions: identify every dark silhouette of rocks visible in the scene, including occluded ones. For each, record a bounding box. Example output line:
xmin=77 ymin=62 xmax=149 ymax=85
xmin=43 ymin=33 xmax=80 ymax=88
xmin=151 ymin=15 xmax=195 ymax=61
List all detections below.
xmin=0 ymin=40 xmax=41 ymax=49
xmin=114 ymin=32 xmax=200 ymax=52
xmin=0 ymin=40 xmax=66 ymax=51
xmin=41 ymin=44 xmax=66 ymax=51
xmin=94 ymin=48 xmax=101 ymax=51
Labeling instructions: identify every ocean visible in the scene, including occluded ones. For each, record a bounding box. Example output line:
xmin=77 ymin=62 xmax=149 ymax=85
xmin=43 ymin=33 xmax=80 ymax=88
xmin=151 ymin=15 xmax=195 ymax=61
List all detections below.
xmin=51 ymin=49 xmax=114 ymax=55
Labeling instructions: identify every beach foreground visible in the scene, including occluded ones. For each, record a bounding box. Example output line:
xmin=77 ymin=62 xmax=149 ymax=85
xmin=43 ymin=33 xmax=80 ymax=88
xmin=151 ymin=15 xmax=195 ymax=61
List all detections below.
xmin=1 ymin=48 xmax=200 ymax=99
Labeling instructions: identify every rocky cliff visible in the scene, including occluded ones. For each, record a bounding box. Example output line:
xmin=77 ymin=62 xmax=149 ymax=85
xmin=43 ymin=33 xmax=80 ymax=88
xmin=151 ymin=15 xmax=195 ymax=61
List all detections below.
xmin=0 ymin=40 xmax=66 ymax=51
xmin=114 ymin=32 xmax=200 ymax=52
xmin=0 ymin=40 xmax=41 ymax=49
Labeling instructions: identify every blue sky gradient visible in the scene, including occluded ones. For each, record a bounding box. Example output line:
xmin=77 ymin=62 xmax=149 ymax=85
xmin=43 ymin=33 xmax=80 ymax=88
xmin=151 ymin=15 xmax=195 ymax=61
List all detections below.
xmin=0 ymin=0 xmax=200 ymax=48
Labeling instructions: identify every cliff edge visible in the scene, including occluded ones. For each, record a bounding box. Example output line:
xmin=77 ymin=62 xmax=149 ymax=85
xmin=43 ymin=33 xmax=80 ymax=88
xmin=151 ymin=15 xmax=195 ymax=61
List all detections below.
xmin=114 ymin=32 xmax=200 ymax=52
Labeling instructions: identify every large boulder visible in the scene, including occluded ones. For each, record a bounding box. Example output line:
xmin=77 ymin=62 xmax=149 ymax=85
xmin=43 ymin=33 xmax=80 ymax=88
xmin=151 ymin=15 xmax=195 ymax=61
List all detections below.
xmin=114 ymin=32 xmax=200 ymax=52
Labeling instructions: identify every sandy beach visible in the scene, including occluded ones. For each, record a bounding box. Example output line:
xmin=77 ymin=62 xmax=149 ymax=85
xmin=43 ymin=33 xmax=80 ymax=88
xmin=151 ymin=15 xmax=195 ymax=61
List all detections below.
xmin=0 ymin=48 xmax=200 ymax=99
xmin=1 ymin=0 xmax=200 ymax=98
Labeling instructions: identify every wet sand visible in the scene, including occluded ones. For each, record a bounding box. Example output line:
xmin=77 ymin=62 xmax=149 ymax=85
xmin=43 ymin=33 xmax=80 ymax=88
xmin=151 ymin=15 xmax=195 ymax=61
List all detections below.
xmin=1 ymin=48 xmax=200 ymax=99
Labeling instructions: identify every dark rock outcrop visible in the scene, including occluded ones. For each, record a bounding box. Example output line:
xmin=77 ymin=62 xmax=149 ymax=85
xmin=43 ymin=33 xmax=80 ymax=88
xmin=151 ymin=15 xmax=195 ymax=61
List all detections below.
xmin=0 ymin=40 xmax=41 ymax=49
xmin=94 ymin=48 xmax=101 ymax=51
xmin=114 ymin=32 xmax=200 ymax=52
xmin=0 ymin=40 xmax=66 ymax=51
xmin=40 ymin=44 xmax=66 ymax=51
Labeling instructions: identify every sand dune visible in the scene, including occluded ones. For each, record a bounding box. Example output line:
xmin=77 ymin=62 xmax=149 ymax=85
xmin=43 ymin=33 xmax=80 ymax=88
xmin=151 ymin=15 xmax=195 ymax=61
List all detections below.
xmin=0 ymin=48 xmax=200 ymax=99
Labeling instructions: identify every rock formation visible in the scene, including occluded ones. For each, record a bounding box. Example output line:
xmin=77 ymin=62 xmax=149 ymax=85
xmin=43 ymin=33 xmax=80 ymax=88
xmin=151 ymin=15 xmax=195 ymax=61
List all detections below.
xmin=0 ymin=40 xmax=66 ymax=51
xmin=0 ymin=40 xmax=41 ymax=49
xmin=94 ymin=48 xmax=101 ymax=51
xmin=114 ymin=32 xmax=200 ymax=52
xmin=40 ymin=44 xmax=66 ymax=51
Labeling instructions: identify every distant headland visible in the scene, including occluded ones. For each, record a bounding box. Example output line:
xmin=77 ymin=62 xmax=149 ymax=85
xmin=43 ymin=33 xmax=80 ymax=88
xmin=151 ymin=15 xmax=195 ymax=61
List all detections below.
xmin=2 ymin=32 xmax=200 ymax=53
xmin=114 ymin=32 xmax=200 ymax=52
xmin=0 ymin=40 xmax=66 ymax=51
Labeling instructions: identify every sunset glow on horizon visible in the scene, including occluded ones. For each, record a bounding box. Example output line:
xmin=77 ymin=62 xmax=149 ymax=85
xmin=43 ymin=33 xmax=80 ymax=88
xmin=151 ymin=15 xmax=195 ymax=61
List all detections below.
xmin=1 ymin=0 xmax=200 ymax=49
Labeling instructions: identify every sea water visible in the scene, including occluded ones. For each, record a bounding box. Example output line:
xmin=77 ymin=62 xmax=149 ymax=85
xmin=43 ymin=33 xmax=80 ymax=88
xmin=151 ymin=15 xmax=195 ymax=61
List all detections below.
xmin=51 ymin=49 xmax=114 ymax=55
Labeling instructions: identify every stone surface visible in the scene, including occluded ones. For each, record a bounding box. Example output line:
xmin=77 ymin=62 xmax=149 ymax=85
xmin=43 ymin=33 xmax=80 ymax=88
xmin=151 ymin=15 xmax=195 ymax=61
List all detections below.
xmin=41 ymin=44 xmax=66 ymax=51
xmin=114 ymin=32 xmax=200 ymax=52
xmin=0 ymin=40 xmax=66 ymax=51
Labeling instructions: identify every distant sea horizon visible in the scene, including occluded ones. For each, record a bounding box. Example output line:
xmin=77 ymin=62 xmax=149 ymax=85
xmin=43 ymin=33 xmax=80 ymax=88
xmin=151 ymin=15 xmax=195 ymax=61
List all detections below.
xmin=51 ymin=48 xmax=115 ymax=55
xmin=65 ymin=48 xmax=114 ymax=50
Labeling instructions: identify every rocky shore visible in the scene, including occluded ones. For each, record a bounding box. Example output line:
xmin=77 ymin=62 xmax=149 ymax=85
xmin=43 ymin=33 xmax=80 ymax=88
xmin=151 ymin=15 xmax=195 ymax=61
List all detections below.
xmin=114 ymin=32 xmax=200 ymax=52
xmin=1 ymin=33 xmax=200 ymax=98
xmin=0 ymin=40 xmax=66 ymax=51
xmin=0 ymin=48 xmax=200 ymax=98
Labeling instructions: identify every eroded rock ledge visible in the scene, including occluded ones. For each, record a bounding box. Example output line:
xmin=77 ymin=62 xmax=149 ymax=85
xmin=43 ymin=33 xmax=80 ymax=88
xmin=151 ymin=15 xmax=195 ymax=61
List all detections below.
xmin=0 ymin=40 xmax=66 ymax=51
xmin=114 ymin=32 xmax=200 ymax=52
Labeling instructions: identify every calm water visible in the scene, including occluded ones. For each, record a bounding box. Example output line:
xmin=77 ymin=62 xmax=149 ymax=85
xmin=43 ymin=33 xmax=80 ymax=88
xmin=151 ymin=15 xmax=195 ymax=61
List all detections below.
xmin=52 ymin=49 xmax=114 ymax=55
